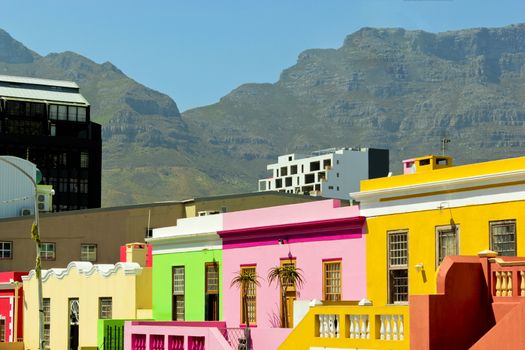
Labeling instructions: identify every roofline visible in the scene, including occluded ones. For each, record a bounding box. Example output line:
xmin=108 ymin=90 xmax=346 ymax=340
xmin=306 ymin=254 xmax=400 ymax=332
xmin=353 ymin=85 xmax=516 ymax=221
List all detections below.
xmin=0 ymin=74 xmax=79 ymax=89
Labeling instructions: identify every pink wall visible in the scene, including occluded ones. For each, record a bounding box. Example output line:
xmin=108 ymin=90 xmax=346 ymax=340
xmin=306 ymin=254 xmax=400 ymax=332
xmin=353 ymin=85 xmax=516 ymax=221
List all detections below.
xmin=222 ymin=238 xmax=366 ymax=328
xmin=223 ymin=199 xmax=358 ymax=230
xmin=220 ymin=200 xmax=366 ymax=329
xmin=124 ymin=321 xmax=232 ymax=350
xmin=0 ymin=272 xmax=27 ymax=342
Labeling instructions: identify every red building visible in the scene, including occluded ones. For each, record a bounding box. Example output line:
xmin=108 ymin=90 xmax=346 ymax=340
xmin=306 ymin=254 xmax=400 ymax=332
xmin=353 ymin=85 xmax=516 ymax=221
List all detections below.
xmin=0 ymin=272 xmax=26 ymax=342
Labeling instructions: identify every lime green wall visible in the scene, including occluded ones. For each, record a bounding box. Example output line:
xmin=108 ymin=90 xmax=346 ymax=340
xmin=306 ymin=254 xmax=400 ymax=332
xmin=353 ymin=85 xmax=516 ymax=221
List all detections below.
xmin=152 ymin=249 xmax=223 ymax=321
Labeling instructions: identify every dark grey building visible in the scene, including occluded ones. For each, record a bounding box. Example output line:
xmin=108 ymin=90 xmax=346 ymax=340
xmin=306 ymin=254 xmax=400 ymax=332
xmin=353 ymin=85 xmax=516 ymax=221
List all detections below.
xmin=0 ymin=75 xmax=101 ymax=211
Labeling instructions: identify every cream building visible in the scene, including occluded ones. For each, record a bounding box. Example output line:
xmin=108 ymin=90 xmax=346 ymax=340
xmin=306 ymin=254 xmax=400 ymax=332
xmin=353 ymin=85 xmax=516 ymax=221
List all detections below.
xmin=22 ymin=246 xmax=151 ymax=350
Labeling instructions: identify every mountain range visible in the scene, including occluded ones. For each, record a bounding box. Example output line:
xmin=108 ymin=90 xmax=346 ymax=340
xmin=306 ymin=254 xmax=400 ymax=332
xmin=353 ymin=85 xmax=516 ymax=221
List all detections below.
xmin=1 ymin=24 xmax=525 ymax=206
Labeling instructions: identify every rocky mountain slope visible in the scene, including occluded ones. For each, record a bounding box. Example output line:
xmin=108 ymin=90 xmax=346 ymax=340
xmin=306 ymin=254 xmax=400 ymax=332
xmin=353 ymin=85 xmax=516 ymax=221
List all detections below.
xmin=2 ymin=25 xmax=525 ymax=206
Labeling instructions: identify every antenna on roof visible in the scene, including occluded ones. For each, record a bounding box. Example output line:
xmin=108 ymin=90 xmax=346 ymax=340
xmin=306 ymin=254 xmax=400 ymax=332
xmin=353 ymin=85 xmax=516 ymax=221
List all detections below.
xmin=441 ymin=137 xmax=451 ymax=156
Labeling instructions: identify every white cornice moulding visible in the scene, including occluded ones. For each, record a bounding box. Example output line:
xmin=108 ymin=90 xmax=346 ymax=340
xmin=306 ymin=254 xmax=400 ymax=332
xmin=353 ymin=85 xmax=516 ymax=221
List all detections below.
xmin=351 ymin=169 xmax=525 ymax=203
xmin=22 ymin=261 xmax=143 ymax=282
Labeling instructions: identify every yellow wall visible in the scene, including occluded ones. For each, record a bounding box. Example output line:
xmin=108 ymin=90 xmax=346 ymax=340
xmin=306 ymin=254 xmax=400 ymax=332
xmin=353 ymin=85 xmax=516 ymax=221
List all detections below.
xmin=361 ymin=155 xmax=525 ymax=191
xmin=366 ymin=199 xmax=525 ymax=306
xmin=23 ymin=263 xmax=151 ymax=350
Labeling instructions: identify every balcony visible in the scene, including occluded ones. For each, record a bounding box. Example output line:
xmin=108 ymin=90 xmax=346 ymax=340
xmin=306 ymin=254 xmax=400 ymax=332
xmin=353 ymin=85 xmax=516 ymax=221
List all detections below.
xmin=279 ymin=303 xmax=409 ymax=350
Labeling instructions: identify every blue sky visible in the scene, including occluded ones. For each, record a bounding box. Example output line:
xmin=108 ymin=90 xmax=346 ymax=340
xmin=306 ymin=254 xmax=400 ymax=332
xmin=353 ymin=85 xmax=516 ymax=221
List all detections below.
xmin=1 ymin=1 xmax=525 ymax=111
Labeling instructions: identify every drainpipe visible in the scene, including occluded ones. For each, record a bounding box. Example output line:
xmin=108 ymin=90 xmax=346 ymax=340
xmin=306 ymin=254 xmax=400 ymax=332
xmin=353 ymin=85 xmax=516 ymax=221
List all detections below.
xmin=13 ymin=282 xmax=19 ymax=342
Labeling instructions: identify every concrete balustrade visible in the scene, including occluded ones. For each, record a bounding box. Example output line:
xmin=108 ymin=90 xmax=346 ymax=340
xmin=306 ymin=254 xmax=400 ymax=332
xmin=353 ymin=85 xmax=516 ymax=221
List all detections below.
xmin=281 ymin=304 xmax=409 ymax=350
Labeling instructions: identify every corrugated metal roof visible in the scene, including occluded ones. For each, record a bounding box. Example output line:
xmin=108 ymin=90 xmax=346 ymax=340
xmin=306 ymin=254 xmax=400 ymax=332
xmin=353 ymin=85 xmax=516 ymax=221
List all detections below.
xmin=0 ymin=75 xmax=79 ymax=89
xmin=0 ymin=86 xmax=89 ymax=105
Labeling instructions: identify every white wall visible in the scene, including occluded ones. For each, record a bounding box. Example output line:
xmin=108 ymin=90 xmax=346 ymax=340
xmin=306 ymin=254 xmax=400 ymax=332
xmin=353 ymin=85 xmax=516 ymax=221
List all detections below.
xmin=0 ymin=156 xmax=36 ymax=219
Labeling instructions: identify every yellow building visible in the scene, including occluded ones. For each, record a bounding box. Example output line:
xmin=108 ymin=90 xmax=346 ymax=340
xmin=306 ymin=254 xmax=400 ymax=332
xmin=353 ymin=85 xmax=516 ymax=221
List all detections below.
xmin=280 ymin=155 xmax=525 ymax=350
xmin=23 ymin=255 xmax=151 ymax=349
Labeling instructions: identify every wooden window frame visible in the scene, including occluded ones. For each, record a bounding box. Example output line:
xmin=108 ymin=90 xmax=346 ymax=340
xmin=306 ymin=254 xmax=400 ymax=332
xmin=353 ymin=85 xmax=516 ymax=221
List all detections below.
xmin=240 ymin=265 xmax=257 ymax=326
xmin=490 ymin=220 xmax=517 ymax=257
xmin=205 ymin=262 xmax=219 ymax=295
xmin=387 ymin=230 xmax=409 ymax=304
xmin=322 ymin=259 xmax=342 ymax=301
xmin=436 ymin=224 xmax=460 ymax=268
xmin=172 ymin=266 xmax=185 ymax=321
xmin=98 ymin=297 xmax=112 ymax=319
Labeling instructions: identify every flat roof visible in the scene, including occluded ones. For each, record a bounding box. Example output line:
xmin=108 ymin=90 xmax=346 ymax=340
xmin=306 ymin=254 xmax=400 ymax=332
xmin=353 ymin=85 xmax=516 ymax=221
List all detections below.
xmin=0 ymin=75 xmax=79 ymax=89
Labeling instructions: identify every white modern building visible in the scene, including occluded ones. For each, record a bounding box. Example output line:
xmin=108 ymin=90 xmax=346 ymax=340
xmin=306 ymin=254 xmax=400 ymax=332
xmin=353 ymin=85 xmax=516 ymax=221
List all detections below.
xmin=258 ymin=147 xmax=389 ymax=200
xmin=0 ymin=156 xmax=53 ymax=219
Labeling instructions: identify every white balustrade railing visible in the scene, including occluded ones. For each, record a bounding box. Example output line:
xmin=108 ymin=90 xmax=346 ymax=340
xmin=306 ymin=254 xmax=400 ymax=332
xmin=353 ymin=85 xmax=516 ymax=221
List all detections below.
xmin=317 ymin=314 xmax=340 ymax=338
xmin=348 ymin=314 xmax=370 ymax=339
xmin=379 ymin=314 xmax=404 ymax=341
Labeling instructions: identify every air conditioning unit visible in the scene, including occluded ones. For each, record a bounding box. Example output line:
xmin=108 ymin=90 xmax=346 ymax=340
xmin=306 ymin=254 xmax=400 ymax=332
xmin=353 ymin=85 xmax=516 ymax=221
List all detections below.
xmin=20 ymin=208 xmax=34 ymax=216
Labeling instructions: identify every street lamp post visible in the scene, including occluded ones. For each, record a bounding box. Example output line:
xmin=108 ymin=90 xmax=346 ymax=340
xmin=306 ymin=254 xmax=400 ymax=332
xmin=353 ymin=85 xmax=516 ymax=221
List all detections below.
xmin=0 ymin=157 xmax=44 ymax=350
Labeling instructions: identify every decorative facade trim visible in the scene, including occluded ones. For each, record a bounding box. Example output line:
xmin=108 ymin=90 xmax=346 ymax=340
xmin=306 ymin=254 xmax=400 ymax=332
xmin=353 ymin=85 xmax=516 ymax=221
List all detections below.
xmin=22 ymin=261 xmax=142 ymax=282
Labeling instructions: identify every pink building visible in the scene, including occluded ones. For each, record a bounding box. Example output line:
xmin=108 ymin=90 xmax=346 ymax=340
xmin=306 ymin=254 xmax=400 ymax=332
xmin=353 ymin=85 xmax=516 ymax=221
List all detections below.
xmin=0 ymin=272 xmax=27 ymax=342
xmin=219 ymin=199 xmax=366 ymax=337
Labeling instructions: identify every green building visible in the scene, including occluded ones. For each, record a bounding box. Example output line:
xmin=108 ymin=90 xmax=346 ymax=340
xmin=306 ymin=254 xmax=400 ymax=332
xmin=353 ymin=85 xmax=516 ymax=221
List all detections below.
xmin=148 ymin=214 xmax=224 ymax=321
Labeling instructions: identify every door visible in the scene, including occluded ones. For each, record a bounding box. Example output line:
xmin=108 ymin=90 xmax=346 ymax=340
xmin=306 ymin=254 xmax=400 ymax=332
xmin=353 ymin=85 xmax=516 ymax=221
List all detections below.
xmin=69 ymin=298 xmax=79 ymax=350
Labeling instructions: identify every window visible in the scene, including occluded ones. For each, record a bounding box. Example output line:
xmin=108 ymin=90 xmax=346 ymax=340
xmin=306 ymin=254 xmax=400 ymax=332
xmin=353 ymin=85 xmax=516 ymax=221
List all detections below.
xmin=285 ymin=177 xmax=292 ymax=187
xmin=77 ymin=107 xmax=87 ymax=122
xmin=436 ymin=225 xmax=459 ymax=266
xmin=205 ymin=263 xmax=219 ymax=321
xmin=241 ymin=266 xmax=257 ymax=325
xmin=490 ymin=220 xmax=516 ymax=256
xmin=80 ymin=152 xmax=89 ymax=168
xmin=43 ymin=298 xmax=50 ymax=349
xmin=290 ymin=165 xmax=298 ymax=175
xmin=69 ymin=178 xmax=78 ymax=193
xmin=99 ymin=297 xmax=112 ymax=319
xmin=172 ymin=266 xmax=185 ymax=321
xmin=323 ymin=260 xmax=342 ymax=301
xmin=388 ymin=231 xmax=408 ymax=304
xmin=80 ymin=244 xmax=97 ymax=262
xmin=281 ymin=167 xmax=288 ymax=176
xmin=68 ymin=106 xmax=77 ymax=121
xmin=58 ymin=105 xmax=67 ymax=120
xmin=310 ymin=161 xmax=320 ymax=171
xmin=49 ymin=105 xmax=58 ymax=120
xmin=0 ymin=318 xmax=5 ymax=342
xmin=41 ymin=242 xmax=56 ymax=261
xmin=304 ymin=173 xmax=315 ymax=184
xmin=0 ymin=242 xmax=12 ymax=259
xmin=275 ymin=179 xmax=282 ymax=188
xmin=79 ymin=179 xmax=89 ymax=194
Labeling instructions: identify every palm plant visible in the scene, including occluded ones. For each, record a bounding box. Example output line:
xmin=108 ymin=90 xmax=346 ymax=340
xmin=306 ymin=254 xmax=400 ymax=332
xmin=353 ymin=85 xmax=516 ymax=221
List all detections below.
xmin=267 ymin=263 xmax=305 ymax=328
xmin=231 ymin=268 xmax=260 ymax=328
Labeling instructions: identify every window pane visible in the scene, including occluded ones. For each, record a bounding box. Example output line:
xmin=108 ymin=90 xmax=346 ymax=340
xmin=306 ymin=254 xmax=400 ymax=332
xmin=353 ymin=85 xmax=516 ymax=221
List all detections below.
xmin=173 ymin=267 xmax=185 ymax=320
xmin=80 ymin=152 xmax=89 ymax=168
xmin=324 ymin=261 xmax=341 ymax=301
xmin=388 ymin=230 xmax=409 ymax=303
xmin=58 ymin=105 xmax=67 ymax=120
xmin=49 ymin=105 xmax=58 ymax=120
xmin=68 ymin=106 xmax=77 ymax=121
xmin=41 ymin=243 xmax=56 ymax=260
xmin=491 ymin=221 xmax=516 ymax=256
xmin=77 ymin=107 xmax=86 ymax=122
xmin=80 ymin=244 xmax=97 ymax=262
xmin=99 ymin=297 xmax=112 ymax=319
xmin=206 ymin=264 xmax=219 ymax=294
xmin=0 ymin=242 xmax=12 ymax=259
xmin=241 ymin=267 xmax=257 ymax=324
xmin=437 ymin=226 xmax=458 ymax=265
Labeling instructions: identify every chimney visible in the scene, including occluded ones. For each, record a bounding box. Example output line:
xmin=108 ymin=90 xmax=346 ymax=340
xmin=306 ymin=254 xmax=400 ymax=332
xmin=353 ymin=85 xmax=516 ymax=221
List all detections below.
xmin=125 ymin=242 xmax=147 ymax=267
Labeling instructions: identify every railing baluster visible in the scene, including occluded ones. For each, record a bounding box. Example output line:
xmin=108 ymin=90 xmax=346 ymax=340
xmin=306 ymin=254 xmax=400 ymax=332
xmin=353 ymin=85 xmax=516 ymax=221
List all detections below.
xmin=399 ymin=315 xmax=404 ymax=340
xmin=496 ymin=271 xmax=502 ymax=296
xmin=508 ymin=271 xmax=513 ymax=296
xmin=521 ymin=271 xmax=525 ymax=296
xmin=380 ymin=315 xmax=385 ymax=340
xmin=393 ymin=315 xmax=399 ymax=340
xmin=349 ymin=315 xmax=355 ymax=338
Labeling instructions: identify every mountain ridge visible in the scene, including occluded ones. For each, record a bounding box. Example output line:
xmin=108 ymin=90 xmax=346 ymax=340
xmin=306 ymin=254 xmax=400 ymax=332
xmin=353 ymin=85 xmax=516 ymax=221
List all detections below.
xmin=2 ymin=24 xmax=525 ymax=205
